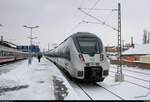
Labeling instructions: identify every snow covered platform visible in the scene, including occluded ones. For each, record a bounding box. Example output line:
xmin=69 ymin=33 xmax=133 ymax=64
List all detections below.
xmin=0 ymin=57 xmax=78 ymax=100
xmin=0 ymin=57 xmax=150 ymax=100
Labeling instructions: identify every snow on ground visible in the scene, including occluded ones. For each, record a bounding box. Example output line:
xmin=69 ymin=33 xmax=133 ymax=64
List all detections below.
xmin=0 ymin=57 xmax=150 ymax=100
xmin=110 ymin=65 xmax=150 ymax=82
xmin=106 ymin=65 xmax=150 ymax=100
xmin=110 ymin=65 xmax=150 ymax=88
xmin=69 ymin=74 xmax=150 ymax=100
xmin=68 ymin=65 xmax=150 ymax=100
xmin=0 ymin=57 xmax=78 ymax=100
xmin=0 ymin=60 xmax=25 ymax=75
xmin=111 ymin=64 xmax=150 ymax=74
xmin=122 ymin=44 xmax=150 ymax=55
xmin=73 ymin=82 xmax=121 ymax=100
xmin=99 ymin=76 xmax=150 ymax=100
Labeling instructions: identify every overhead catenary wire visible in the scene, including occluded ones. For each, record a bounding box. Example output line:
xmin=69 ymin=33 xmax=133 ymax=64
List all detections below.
xmin=66 ymin=0 xmax=102 ymax=34
xmin=78 ymin=8 xmax=118 ymax=31
xmin=104 ymin=10 xmax=115 ymax=23
xmin=79 ymin=1 xmax=124 ymax=82
xmin=82 ymin=20 xmax=102 ymax=24
xmin=80 ymin=8 xmax=118 ymax=11
xmin=64 ymin=0 xmax=85 ymax=35
xmin=82 ymin=9 xmax=116 ymax=27
xmin=66 ymin=21 xmax=83 ymax=35
xmin=80 ymin=6 xmax=118 ymax=27
xmin=81 ymin=0 xmax=102 ymax=20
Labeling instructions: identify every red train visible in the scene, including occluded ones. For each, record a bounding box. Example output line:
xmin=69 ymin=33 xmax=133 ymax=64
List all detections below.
xmin=0 ymin=44 xmax=28 ymax=64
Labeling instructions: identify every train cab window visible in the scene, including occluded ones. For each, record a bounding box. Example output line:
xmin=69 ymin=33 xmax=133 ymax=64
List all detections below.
xmin=77 ymin=37 xmax=101 ymax=54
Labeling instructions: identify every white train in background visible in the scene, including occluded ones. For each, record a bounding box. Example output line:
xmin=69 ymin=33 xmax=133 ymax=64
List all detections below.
xmin=45 ymin=32 xmax=109 ymax=82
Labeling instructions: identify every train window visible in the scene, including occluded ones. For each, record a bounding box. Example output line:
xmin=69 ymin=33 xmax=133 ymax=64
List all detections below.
xmin=0 ymin=51 xmax=2 ymax=56
xmin=66 ymin=47 xmax=71 ymax=60
xmin=77 ymin=37 xmax=100 ymax=54
xmin=1 ymin=51 xmax=4 ymax=56
xmin=62 ymin=48 xmax=66 ymax=58
xmin=57 ymin=50 xmax=61 ymax=57
xmin=3 ymin=51 xmax=6 ymax=56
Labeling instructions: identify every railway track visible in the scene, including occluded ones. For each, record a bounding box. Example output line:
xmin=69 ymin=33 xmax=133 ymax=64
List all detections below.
xmin=54 ymin=64 xmax=124 ymax=100
xmin=110 ymin=65 xmax=150 ymax=88
xmin=53 ymin=64 xmax=93 ymax=100
xmin=75 ymin=83 xmax=93 ymax=100
xmin=74 ymin=82 xmax=125 ymax=100
xmin=52 ymin=61 xmax=150 ymax=100
xmin=110 ymin=70 xmax=149 ymax=82
xmin=110 ymin=65 xmax=150 ymax=91
xmin=54 ymin=65 xmax=150 ymax=100
xmin=111 ymin=65 xmax=150 ymax=76
xmin=95 ymin=83 xmax=124 ymax=100
xmin=109 ymin=73 xmax=150 ymax=90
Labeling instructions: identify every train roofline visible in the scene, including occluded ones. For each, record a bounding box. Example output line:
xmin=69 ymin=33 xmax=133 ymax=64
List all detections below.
xmin=71 ymin=32 xmax=99 ymax=38
xmin=46 ymin=32 xmax=102 ymax=53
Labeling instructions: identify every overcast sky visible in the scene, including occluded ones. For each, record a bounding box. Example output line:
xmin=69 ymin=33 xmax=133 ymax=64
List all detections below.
xmin=0 ymin=0 xmax=150 ymax=50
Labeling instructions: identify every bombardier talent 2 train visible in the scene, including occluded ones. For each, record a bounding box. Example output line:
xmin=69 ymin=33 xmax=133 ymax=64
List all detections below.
xmin=45 ymin=32 xmax=109 ymax=82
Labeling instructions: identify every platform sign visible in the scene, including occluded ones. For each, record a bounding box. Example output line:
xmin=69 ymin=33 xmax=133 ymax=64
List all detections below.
xmin=17 ymin=45 xmax=28 ymax=52
xmin=17 ymin=45 xmax=40 ymax=53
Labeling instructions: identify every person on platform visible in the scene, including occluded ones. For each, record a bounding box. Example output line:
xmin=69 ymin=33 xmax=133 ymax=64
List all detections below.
xmin=37 ymin=52 xmax=42 ymax=63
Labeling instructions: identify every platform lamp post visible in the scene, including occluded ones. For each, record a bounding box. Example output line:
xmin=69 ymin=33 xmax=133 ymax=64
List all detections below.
xmin=23 ymin=25 xmax=39 ymax=65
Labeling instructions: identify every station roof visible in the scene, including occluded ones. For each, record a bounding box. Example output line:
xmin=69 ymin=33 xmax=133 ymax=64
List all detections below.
xmin=122 ymin=44 xmax=150 ymax=55
xmin=0 ymin=41 xmax=16 ymax=49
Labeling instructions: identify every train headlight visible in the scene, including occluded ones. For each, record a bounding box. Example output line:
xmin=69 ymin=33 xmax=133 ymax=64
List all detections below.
xmin=103 ymin=70 xmax=109 ymax=76
xmin=100 ymin=53 xmax=104 ymax=61
xmin=77 ymin=71 xmax=84 ymax=77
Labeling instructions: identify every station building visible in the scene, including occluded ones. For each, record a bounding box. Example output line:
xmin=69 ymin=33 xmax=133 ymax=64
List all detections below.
xmin=122 ymin=44 xmax=150 ymax=63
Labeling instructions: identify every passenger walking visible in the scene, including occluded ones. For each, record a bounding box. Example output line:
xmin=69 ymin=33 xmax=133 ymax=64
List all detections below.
xmin=37 ymin=52 xmax=42 ymax=63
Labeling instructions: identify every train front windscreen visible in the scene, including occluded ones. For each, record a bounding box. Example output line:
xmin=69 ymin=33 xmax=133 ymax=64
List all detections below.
xmin=77 ymin=37 xmax=101 ymax=54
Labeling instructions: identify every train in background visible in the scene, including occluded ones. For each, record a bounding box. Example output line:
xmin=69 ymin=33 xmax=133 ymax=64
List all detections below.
xmin=45 ymin=32 xmax=109 ymax=82
xmin=0 ymin=40 xmax=28 ymax=64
